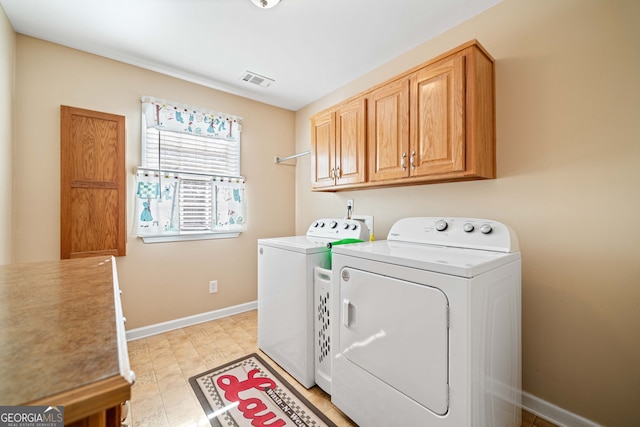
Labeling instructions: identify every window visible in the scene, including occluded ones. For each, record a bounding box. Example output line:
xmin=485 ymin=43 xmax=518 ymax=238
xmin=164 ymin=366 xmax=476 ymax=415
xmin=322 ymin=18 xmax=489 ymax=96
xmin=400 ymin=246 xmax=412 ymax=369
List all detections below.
xmin=134 ymin=97 xmax=246 ymax=242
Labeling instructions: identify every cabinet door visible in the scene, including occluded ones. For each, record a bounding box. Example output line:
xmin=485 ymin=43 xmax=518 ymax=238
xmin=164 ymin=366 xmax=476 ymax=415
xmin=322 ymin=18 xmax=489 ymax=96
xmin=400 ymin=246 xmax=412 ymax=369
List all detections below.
xmin=335 ymin=98 xmax=366 ymax=186
xmin=411 ymin=55 xmax=466 ymax=176
xmin=310 ymin=110 xmax=336 ymax=189
xmin=60 ymin=106 xmax=126 ymax=259
xmin=368 ymin=78 xmax=409 ymax=182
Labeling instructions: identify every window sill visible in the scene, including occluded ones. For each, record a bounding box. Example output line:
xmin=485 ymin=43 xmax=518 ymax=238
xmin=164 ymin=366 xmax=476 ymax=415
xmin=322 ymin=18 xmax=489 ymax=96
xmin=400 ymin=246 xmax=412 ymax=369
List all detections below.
xmin=140 ymin=232 xmax=240 ymax=243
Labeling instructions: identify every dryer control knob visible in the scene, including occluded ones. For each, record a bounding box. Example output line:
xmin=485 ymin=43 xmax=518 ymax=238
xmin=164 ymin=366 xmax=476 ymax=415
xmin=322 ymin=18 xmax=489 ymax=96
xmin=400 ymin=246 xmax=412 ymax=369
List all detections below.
xmin=435 ymin=220 xmax=448 ymax=231
xmin=463 ymin=223 xmax=475 ymax=232
xmin=480 ymin=224 xmax=493 ymax=234
xmin=329 ymin=221 xmax=338 ymax=229
xmin=342 ymin=223 xmax=349 ymax=229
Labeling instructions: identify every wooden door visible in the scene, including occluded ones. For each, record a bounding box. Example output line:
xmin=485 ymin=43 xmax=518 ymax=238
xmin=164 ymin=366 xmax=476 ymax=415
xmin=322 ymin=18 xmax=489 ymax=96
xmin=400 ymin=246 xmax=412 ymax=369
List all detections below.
xmin=310 ymin=110 xmax=336 ymax=189
xmin=367 ymin=78 xmax=409 ymax=182
xmin=410 ymin=55 xmax=466 ymax=177
xmin=335 ymin=97 xmax=366 ymax=186
xmin=60 ymin=106 xmax=126 ymax=259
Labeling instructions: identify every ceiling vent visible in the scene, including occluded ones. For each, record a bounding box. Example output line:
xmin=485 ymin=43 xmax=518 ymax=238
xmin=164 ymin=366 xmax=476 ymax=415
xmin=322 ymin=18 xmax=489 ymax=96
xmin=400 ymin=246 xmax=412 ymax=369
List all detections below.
xmin=239 ymin=71 xmax=274 ymax=88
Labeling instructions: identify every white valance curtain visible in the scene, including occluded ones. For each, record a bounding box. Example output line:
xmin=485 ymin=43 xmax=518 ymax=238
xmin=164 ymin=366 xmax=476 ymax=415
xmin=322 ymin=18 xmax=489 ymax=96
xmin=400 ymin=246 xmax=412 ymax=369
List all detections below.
xmin=142 ymin=96 xmax=242 ymax=141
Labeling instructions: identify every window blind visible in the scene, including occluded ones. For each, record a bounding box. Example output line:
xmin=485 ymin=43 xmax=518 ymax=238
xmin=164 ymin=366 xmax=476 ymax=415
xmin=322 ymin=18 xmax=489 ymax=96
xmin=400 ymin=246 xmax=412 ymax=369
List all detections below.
xmin=178 ymin=178 xmax=213 ymax=232
xmin=145 ymin=127 xmax=240 ymax=177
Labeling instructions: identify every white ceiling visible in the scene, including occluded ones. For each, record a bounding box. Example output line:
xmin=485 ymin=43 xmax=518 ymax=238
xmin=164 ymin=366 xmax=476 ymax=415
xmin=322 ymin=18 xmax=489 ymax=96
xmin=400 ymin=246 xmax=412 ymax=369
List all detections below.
xmin=0 ymin=0 xmax=501 ymax=111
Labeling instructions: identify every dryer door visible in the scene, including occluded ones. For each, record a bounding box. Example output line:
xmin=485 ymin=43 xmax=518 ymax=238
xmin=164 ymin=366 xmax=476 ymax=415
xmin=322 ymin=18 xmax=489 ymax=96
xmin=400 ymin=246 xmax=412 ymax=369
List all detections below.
xmin=339 ymin=267 xmax=449 ymax=415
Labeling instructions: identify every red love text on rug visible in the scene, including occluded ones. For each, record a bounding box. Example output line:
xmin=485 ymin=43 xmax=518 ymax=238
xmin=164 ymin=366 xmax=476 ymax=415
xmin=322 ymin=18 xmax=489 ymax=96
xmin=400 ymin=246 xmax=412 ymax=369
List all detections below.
xmin=217 ymin=369 xmax=286 ymax=427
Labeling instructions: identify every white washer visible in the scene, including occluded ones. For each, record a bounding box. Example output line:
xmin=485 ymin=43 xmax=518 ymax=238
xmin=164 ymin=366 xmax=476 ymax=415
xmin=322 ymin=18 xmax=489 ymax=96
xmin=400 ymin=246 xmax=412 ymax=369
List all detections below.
xmin=331 ymin=217 xmax=522 ymax=427
xmin=258 ymin=219 xmax=369 ymax=389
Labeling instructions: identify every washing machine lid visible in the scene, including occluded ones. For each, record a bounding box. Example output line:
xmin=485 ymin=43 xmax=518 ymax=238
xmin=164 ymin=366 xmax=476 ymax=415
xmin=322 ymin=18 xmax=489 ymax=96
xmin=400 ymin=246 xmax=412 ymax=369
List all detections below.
xmin=258 ymin=235 xmax=332 ymax=254
xmin=332 ymin=240 xmax=520 ymax=278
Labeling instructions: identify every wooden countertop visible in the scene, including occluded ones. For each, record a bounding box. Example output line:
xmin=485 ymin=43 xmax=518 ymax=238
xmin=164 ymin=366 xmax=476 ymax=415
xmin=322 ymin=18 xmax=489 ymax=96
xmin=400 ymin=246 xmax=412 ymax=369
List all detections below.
xmin=0 ymin=257 xmax=130 ymax=420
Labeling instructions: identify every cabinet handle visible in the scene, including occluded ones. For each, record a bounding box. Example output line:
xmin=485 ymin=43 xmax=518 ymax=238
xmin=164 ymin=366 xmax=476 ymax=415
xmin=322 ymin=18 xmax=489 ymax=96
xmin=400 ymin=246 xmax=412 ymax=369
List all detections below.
xmin=330 ymin=167 xmax=335 ymax=179
xmin=401 ymin=153 xmax=407 ymax=171
xmin=336 ymin=166 xmax=341 ymax=179
xmin=410 ymin=151 xmax=416 ymax=170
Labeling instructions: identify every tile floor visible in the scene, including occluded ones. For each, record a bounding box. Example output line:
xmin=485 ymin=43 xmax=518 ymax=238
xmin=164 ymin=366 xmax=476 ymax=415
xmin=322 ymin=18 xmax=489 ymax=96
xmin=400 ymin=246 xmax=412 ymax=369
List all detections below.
xmin=126 ymin=309 xmax=557 ymax=427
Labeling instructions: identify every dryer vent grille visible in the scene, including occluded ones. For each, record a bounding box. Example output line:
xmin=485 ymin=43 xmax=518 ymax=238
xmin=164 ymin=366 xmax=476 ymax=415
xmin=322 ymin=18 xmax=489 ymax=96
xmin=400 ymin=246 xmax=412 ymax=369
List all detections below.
xmin=239 ymin=71 xmax=274 ymax=88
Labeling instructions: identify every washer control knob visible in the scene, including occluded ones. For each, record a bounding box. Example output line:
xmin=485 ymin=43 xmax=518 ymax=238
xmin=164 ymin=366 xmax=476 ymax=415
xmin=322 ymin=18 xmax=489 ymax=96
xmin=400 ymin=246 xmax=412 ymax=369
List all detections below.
xmin=480 ymin=224 xmax=493 ymax=234
xmin=313 ymin=222 xmax=320 ymax=228
xmin=351 ymin=223 xmax=358 ymax=230
xmin=318 ymin=221 xmax=325 ymax=228
xmin=435 ymin=220 xmax=448 ymax=231
xmin=463 ymin=223 xmax=475 ymax=233
xmin=342 ymin=222 xmax=349 ymax=229
xmin=329 ymin=221 xmax=338 ymax=229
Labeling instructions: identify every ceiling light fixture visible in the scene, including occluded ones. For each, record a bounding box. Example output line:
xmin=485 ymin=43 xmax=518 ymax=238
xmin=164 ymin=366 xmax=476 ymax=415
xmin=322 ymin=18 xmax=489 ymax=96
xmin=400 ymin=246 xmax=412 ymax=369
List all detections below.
xmin=251 ymin=0 xmax=281 ymax=9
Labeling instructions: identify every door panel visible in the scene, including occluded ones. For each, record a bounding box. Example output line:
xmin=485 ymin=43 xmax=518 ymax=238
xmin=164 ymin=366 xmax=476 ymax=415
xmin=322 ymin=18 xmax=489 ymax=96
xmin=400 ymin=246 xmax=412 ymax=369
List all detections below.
xmin=310 ymin=111 xmax=335 ymax=189
xmin=61 ymin=106 xmax=126 ymax=259
xmin=69 ymin=188 xmax=120 ymax=258
xmin=411 ymin=56 xmax=466 ymax=176
xmin=335 ymin=98 xmax=366 ymax=185
xmin=367 ymin=79 xmax=409 ymax=181
xmin=339 ymin=267 xmax=449 ymax=415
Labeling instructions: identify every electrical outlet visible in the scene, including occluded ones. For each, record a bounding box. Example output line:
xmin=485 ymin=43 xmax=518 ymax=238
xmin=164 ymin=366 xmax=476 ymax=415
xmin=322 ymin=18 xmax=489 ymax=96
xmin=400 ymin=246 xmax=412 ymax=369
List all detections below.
xmin=209 ymin=280 xmax=218 ymax=294
xmin=347 ymin=199 xmax=354 ymax=210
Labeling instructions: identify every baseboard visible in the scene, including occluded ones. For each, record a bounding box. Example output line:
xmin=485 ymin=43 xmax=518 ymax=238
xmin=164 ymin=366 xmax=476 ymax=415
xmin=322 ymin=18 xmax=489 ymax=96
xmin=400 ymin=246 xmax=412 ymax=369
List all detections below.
xmin=125 ymin=300 xmax=257 ymax=341
xmin=522 ymin=391 xmax=603 ymax=427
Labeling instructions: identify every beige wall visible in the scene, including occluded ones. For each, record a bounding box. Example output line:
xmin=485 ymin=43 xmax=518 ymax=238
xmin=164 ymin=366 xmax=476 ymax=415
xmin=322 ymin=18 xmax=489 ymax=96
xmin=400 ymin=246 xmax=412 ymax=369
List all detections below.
xmin=12 ymin=36 xmax=296 ymax=329
xmin=0 ymin=6 xmax=14 ymax=265
xmin=295 ymin=0 xmax=639 ymax=425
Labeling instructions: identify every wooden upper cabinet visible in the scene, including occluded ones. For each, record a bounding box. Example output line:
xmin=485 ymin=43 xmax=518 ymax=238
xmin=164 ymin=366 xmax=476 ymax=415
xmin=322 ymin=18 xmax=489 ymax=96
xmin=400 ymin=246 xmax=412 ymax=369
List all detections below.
xmin=311 ymin=40 xmax=495 ymax=191
xmin=368 ymin=78 xmax=410 ymax=182
xmin=311 ymin=97 xmax=366 ymax=189
xmin=60 ymin=106 xmax=126 ymax=259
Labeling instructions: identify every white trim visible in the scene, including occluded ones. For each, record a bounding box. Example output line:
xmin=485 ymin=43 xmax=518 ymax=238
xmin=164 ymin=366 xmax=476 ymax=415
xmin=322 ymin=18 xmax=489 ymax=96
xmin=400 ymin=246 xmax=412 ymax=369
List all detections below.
xmin=125 ymin=301 xmax=257 ymax=341
xmin=522 ymin=391 xmax=604 ymax=427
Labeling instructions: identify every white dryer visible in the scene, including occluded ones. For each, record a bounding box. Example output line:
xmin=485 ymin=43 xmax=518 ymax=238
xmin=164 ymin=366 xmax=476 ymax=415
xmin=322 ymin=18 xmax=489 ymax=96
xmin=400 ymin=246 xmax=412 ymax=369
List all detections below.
xmin=258 ymin=219 xmax=369 ymax=389
xmin=331 ymin=217 xmax=522 ymax=427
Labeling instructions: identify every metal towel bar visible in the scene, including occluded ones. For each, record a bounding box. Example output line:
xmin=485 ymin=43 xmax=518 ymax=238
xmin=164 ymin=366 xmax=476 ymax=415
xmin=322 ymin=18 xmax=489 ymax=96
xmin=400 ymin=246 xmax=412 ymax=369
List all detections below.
xmin=274 ymin=150 xmax=310 ymax=164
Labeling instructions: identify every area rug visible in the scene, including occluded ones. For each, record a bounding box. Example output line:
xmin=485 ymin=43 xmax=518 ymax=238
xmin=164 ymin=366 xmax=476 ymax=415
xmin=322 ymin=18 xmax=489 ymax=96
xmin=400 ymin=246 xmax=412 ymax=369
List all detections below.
xmin=189 ymin=353 xmax=337 ymax=427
